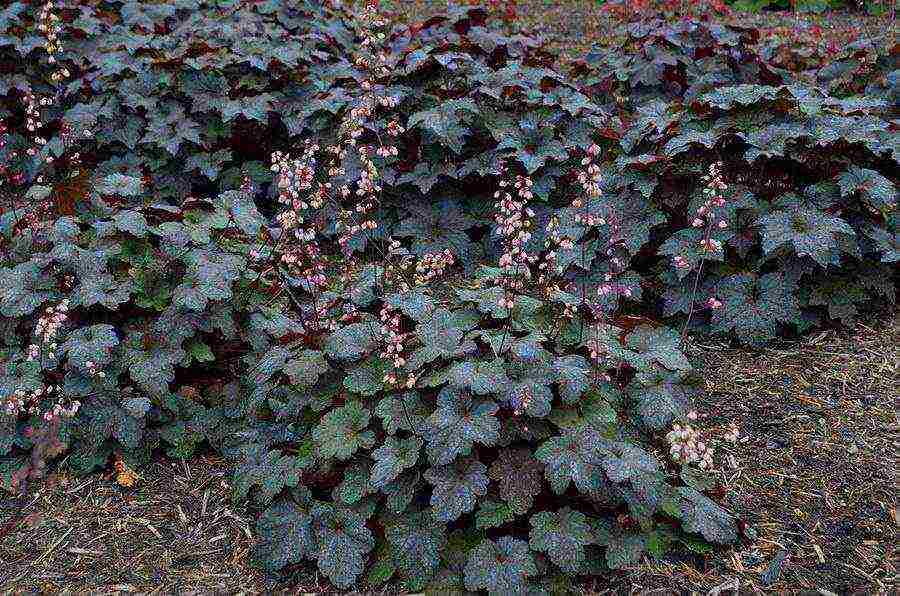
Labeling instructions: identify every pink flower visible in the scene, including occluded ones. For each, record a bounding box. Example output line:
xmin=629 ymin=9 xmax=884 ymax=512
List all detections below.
xmin=699 ymin=238 xmax=721 ymax=252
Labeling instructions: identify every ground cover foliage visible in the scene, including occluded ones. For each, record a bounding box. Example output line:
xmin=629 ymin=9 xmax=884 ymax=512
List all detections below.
xmin=0 ymin=0 xmax=896 ymax=591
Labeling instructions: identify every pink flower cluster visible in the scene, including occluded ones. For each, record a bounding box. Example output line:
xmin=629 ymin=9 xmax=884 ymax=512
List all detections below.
xmin=3 ymin=383 xmax=79 ymax=421
xmin=672 ymin=161 xmax=731 ymax=271
xmin=37 ymin=1 xmax=62 ymax=63
xmin=270 ymin=144 xmax=328 ymax=292
xmin=536 ymin=214 xmax=575 ymax=301
xmin=383 ymin=238 xmax=416 ymax=294
xmin=23 ymin=92 xmax=52 ymax=158
xmin=272 ymin=142 xmax=323 ymax=215
xmin=42 ymin=399 xmax=80 ymax=422
xmin=38 ymin=0 xmax=70 ymax=83
xmin=414 ymin=250 xmax=455 ymax=287
xmin=379 ymin=305 xmax=415 ymax=388
xmin=84 ymin=360 xmax=106 ymax=379
xmin=723 ymin=421 xmax=744 ymax=443
xmin=572 ymin=143 xmax=604 ymax=216
xmin=493 ymin=167 xmax=537 ymax=308
xmin=331 ymin=3 xmax=398 ymax=255
xmin=666 ymin=415 xmax=715 ymax=470
xmin=27 ymin=300 xmax=70 ymax=362
xmin=512 ymin=386 xmax=533 ymax=417
xmin=694 ymin=161 xmax=728 ymax=253
xmin=264 ymin=3 xmax=406 ymax=337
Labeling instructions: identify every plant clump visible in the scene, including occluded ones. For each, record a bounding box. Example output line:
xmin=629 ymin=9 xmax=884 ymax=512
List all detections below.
xmin=0 ymin=0 xmax=896 ymax=591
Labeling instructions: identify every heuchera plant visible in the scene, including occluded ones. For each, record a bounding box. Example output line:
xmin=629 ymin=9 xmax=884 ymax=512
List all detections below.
xmin=0 ymin=0 xmax=895 ymax=591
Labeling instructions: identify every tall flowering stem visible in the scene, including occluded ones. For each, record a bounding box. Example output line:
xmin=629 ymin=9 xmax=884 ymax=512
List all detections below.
xmin=333 ymin=3 xmax=397 ymax=266
xmin=269 ymin=143 xmax=335 ymax=332
xmin=4 ymin=299 xmax=80 ymax=423
xmin=493 ymin=164 xmax=536 ymax=355
xmin=680 ymin=161 xmax=729 ymax=343
xmin=265 ymin=1 xmax=402 ymax=333
xmin=494 ymin=165 xmax=537 ymax=308
xmin=567 ymin=144 xmax=629 ymax=372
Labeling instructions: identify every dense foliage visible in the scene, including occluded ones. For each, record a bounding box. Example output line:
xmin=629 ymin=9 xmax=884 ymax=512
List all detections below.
xmin=1 ymin=1 xmax=896 ymax=591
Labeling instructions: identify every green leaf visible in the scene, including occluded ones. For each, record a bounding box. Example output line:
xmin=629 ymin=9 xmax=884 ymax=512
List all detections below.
xmin=334 ymin=462 xmax=371 ymax=505
xmin=448 ymin=359 xmax=508 ymax=395
xmin=312 ymin=402 xmax=375 ymax=461
xmin=456 ymin=286 xmax=508 ymax=319
xmin=463 ymin=537 xmax=537 ymax=593
xmin=624 ymin=325 xmax=691 ymax=372
xmin=658 ymin=229 xmax=727 ymax=276
xmin=232 ymin=445 xmax=302 ymax=505
xmin=529 ymin=508 xmax=593 ymax=573
xmin=425 ymin=387 xmax=499 ymax=465
xmin=837 ymin=167 xmax=896 ymax=210
xmin=601 ymin=442 xmax=661 ymax=483
xmin=0 ymin=456 xmax=29 ymax=492
xmin=70 ymin=250 xmax=133 ymax=309
xmin=535 ymin=427 xmax=610 ymax=494
xmin=385 ymin=290 xmax=435 ymax=321
xmin=489 ymin=448 xmax=543 ymax=515
xmin=325 ymin=322 xmax=381 ymax=360
xmin=0 ymin=263 xmax=54 ymax=317
xmin=701 ymin=84 xmax=777 ymax=109
xmin=711 ymin=272 xmax=800 ymax=346
xmin=475 ymin=500 xmax=514 ymax=529
xmin=395 ymin=200 xmax=478 ymax=263
xmin=344 ymin=358 xmax=390 ymax=396
xmin=385 ymin=511 xmax=446 ymax=586
xmin=758 ymin=207 xmax=855 ymax=267
xmin=409 ymin=308 xmax=466 ymax=367
xmin=374 ymin=392 xmax=429 ymax=435
xmin=63 ymin=324 xmax=119 ymax=372
xmin=112 ymin=210 xmax=149 ymax=236
xmin=284 ymin=350 xmax=329 ymax=387
xmin=408 ymin=99 xmax=478 ymax=153
xmin=123 ymin=331 xmax=185 ymax=397
xmin=674 ymin=487 xmax=737 ymax=544
xmin=187 ymin=341 xmax=215 ymax=363
xmin=552 ymin=355 xmax=591 ymax=402
xmin=626 ymin=371 xmax=695 ymax=430
xmin=424 ymin=457 xmax=489 ymax=522
xmin=371 ymin=436 xmax=422 ymax=489
xmin=219 ymin=190 xmax=266 ymax=235
xmin=173 ymin=248 xmax=244 ymax=311
xmin=96 ymin=173 xmax=144 ymax=196
xmin=605 ymin=533 xmax=646 ymax=570
xmin=253 ymin=498 xmax=316 ymax=572
xmin=311 ymin=504 xmax=374 ymax=589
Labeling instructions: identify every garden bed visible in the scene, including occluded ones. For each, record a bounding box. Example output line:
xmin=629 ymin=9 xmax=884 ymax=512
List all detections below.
xmin=1 ymin=0 xmax=897 ymax=592
xmin=2 ymin=314 xmax=895 ymax=593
